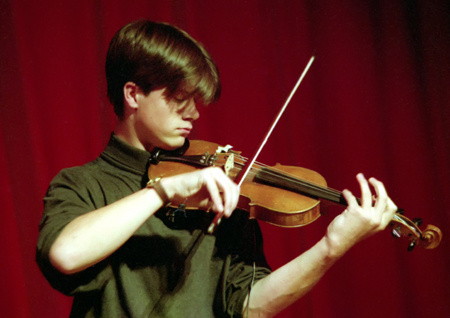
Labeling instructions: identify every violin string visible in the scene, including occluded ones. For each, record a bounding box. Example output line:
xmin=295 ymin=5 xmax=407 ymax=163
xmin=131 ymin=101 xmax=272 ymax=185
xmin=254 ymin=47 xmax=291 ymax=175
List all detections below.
xmin=225 ymin=166 xmax=342 ymax=204
xmin=244 ymin=166 xmax=343 ymax=201
xmin=222 ymin=154 xmax=307 ymax=185
xmin=221 ymin=153 xmax=344 ymax=199
xmin=217 ymin=153 xmax=398 ymax=212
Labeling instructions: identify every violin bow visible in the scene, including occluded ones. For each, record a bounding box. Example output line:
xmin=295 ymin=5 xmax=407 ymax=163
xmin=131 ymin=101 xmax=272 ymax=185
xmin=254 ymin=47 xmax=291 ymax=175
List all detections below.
xmin=208 ymin=55 xmax=316 ymax=233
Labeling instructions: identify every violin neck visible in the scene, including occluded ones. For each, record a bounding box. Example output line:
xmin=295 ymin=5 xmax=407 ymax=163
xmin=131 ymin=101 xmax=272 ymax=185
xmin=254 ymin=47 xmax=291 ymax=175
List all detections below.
xmin=254 ymin=166 xmax=349 ymax=206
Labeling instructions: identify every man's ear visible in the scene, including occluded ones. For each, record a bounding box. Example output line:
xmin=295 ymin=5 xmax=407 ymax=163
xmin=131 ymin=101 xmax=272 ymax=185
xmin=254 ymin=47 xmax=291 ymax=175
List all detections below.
xmin=123 ymin=82 xmax=139 ymax=109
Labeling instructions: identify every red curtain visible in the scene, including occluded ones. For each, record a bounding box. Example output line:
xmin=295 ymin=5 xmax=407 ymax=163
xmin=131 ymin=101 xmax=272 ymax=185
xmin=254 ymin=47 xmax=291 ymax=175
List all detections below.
xmin=1 ymin=1 xmax=449 ymax=317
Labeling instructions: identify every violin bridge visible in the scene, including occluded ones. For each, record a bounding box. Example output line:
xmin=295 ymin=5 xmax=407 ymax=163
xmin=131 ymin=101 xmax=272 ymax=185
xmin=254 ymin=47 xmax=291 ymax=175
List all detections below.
xmin=223 ymin=153 xmax=234 ymax=176
xmin=215 ymin=144 xmax=236 ymax=176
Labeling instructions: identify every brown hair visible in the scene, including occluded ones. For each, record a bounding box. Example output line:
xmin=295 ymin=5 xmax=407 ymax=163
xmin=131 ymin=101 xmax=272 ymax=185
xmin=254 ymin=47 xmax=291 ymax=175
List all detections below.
xmin=105 ymin=20 xmax=221 ymax=119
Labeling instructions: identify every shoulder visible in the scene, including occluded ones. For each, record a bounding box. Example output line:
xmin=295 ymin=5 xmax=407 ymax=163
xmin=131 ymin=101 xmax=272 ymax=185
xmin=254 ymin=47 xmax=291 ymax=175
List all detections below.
xmin=50 ymin=155 xmax=125 ymax=188
xmin=44 ymin=160 xmax=103 ymax=209
xmin=47 ymin=160 xmax=102 ymax=194
xmin=47 ymin=156 xmax=141 ymax=210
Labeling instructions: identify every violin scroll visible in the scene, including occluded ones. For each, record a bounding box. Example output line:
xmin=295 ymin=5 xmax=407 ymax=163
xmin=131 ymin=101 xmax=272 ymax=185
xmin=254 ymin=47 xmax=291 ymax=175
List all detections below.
xmin=390 ymin=213 xmax=442 ymax=251
xmin=420 ymin=225 xmax=442 ymax=249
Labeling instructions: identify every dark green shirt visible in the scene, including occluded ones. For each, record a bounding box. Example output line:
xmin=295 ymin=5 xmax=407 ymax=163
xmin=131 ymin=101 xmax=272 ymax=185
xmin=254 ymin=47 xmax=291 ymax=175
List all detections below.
xmin=36 ymin=134 xmax=271 ymax=318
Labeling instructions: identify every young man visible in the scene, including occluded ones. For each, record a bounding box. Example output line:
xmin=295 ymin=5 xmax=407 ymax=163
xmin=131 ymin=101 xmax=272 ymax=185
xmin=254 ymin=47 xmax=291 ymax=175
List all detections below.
xmin=37 ymin=20 xmax=397 ymax=318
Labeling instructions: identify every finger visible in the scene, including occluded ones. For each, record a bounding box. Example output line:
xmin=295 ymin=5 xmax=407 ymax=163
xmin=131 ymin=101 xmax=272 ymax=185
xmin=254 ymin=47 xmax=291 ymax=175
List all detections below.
xmin=357 ymin=173 xmax=372 ymax=210
xmin=203 ymin=172 xmax=224 ymax=214
xmin=203 ymin=171 xmax=225 ymax=233
xmin=220 ymin=178 xmax=239 ymax=217
xmin=208 ymin=212 xmax=223 ymax=234
xmin=380 ymin=197 xmax=398 ymax=228
xmin=342 ymin=188 xmax=358 ymax=208
xmin=208 ymin=167 xmax=239 ymax=217
xmin=215 ymin=174 xmax=232 ymax=217
xmin=206 ymin=168 xmax=239 ymax=233
xmin=368 ymin=177 xmax=388 ymax=212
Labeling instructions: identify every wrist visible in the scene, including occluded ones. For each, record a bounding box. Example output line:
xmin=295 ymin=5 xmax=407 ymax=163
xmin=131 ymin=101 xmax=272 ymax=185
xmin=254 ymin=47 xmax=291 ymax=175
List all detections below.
xmin=147 ymin=178 xmax=171 ymax=206
xmin=322 ymin=234 xmax=351 ymax=261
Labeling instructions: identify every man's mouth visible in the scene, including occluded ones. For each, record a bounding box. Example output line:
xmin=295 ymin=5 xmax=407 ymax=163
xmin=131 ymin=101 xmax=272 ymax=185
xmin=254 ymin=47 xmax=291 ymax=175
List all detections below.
xmin=178 ymin=127 xmax=192 ymax=136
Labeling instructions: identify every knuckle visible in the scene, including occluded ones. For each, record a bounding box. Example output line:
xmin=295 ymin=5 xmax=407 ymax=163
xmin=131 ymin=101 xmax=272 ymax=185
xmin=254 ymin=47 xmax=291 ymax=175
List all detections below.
xmin=203 ymin=166 xmax=219 ymax=176
xmin=364 ymin=217 xmax=379 ymax=230
xmin=371 ymin=217 xmax=382 ymax=228
xmin=210 ymin=166 xmax=224 ymax=175
xmin=391 ymin=202 xmax=398 ymax=211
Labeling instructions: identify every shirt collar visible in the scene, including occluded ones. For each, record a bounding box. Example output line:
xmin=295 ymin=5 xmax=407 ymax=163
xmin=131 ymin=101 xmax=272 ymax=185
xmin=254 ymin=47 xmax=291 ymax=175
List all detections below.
xmin=101 ymin=133 xmax=152 ymax=175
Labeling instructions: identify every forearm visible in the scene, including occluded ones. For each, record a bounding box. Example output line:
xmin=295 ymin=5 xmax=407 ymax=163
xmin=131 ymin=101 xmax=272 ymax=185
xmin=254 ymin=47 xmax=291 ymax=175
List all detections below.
xmin=243 ymin=174 xmax=397 ymax=317
xmin=49 ymin=187 xmax=164 ymax=274
xmin=244 ymin=236 xmax=347 ymax=318
xmin=49 ymin=166 xmax=240 ymax=275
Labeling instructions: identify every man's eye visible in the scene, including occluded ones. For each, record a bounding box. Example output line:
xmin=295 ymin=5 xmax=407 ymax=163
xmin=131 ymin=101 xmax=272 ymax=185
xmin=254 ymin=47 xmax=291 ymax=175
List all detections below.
xmin=173 ymin=96 xmax=186 ymax=103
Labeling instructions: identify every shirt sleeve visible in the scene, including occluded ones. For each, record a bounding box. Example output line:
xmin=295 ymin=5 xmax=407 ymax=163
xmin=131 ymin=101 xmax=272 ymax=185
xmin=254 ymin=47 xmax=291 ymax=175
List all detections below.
xmin=213 ymin=210 xmax=272 ymax=318
xmin=36 ymin=167 xmax=114 ymax=296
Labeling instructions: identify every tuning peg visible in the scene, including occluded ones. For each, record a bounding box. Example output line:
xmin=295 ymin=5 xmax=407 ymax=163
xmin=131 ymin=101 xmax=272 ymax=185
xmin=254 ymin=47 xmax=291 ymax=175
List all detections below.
xmin=408 ymin=239 xmax=417 ymax=252
xmin=391 ymin=226 xmax=402 ymax=239
xmin=412 ymin=218 xmax=423 ymax=226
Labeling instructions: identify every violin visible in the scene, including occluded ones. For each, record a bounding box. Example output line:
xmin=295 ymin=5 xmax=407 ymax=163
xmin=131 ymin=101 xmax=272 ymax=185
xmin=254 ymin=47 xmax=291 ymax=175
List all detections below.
xmin=148 ymin=139 xmax=442 ymax=251
xmin=149 ymin=55 xmax=441 ymax=251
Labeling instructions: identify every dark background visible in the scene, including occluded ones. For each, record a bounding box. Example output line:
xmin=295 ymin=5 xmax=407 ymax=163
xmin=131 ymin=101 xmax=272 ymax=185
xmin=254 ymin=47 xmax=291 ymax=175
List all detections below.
xmin=1 ymin=1 xmax=449 ymax=317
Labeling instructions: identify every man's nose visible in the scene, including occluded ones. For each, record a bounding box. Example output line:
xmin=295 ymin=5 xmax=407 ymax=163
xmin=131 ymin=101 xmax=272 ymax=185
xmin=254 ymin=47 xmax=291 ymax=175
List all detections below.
xmin=182 ymin=99 xmax=200 ymax=121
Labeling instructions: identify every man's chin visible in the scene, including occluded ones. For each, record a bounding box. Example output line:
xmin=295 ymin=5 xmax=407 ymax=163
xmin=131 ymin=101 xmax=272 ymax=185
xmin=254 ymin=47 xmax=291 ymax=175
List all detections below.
xmin=159 ymin=137 xmax=186 ymax=151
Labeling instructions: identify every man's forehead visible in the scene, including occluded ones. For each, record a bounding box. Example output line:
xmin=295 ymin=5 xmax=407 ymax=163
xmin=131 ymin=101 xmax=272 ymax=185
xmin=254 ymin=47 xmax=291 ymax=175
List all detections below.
xmin=176 ymin=82 xmax=200 ymax=98
xmin=178 ymin=82 xmax=197 ymax=94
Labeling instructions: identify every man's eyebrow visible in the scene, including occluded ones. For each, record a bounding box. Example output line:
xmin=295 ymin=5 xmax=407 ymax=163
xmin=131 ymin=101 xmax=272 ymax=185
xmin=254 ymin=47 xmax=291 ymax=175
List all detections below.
xmin=179 ymin=89 xmax=198 ymax=99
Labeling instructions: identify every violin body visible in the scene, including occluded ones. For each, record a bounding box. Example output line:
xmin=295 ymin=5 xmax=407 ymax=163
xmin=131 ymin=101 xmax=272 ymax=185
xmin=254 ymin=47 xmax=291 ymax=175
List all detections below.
xmin=238 ymin=163 xmax=325 ymax=228
xmin=149 ymin=140 xmax=325 ymax=227
xmin=149 ymin=140 xmax=442 ymax=250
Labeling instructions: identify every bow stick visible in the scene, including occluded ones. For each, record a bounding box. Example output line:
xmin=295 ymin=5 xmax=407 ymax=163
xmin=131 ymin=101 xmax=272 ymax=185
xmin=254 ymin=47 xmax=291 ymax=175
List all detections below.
xmin=208 ymin=55 xmax=316 ymax=233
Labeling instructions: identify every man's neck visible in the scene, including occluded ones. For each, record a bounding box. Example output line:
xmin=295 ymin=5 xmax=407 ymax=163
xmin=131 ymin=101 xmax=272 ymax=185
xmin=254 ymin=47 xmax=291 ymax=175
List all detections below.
xmin=114 ymin=120 xmax=147 ymax=151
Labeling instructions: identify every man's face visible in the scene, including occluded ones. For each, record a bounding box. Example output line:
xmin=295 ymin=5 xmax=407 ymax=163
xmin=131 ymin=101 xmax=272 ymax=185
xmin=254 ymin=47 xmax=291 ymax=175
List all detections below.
xmin=134 ymin=87 xmax=200 ymax=151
